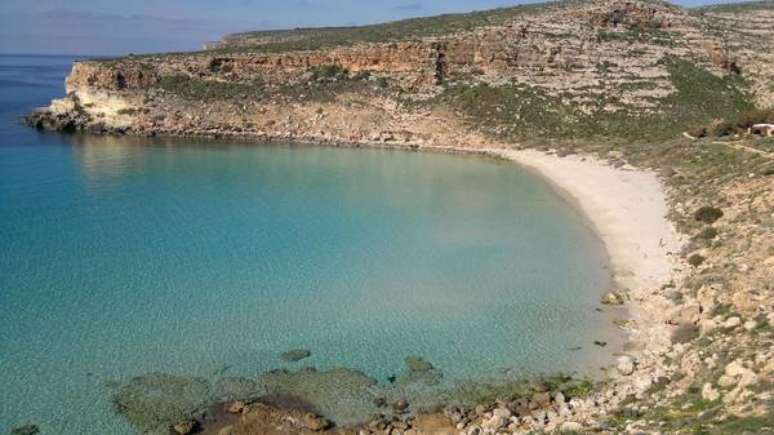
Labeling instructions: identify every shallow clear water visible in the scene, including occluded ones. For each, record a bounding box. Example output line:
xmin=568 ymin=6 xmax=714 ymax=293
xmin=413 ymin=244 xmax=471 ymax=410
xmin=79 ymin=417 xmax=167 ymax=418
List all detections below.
xmin=0 ymin=55 xmax=618 ymax=434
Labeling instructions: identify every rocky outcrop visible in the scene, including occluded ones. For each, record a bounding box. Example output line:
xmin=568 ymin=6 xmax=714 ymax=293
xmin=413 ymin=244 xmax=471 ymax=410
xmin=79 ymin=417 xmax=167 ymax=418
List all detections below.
xmin=28 ymin=0 xmax=774 ymax=141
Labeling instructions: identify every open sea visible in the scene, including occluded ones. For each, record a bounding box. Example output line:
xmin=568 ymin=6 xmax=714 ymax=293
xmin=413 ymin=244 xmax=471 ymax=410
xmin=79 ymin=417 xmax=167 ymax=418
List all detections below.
xmin=0 ymin=54 xmax=619 ymax=434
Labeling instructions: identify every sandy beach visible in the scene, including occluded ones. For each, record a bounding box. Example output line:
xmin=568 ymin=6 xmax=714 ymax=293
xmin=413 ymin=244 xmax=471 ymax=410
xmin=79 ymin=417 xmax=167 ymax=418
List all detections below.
xmin=474 ymin=147 xmax=684 ymax=356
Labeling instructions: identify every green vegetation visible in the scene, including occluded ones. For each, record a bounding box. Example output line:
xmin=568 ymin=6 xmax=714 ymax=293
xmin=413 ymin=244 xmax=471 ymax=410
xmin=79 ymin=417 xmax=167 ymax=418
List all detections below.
xmin=611 ymin=383 xmax=773 ymax=434
xmin=309 ymin=64 xmax=350 ymax=81
xmin=672 ymin=323 xmax=700 ymax=343
xmin=116 ymin=108 xmax=139 ymax=116
xmin=694 ymin=206 xmax=724 ymax=224
xmin=691 ymin=107 xmax=774 ymax=138
xmin=658 ymin=57 xmax=753 ymax=135
xmin=429 ymin=57 xmax=754 ymax=142
xmin=219 ymin=2 xmax=551 ymax=54
xmin=693 ymin=0 xmax=774 ymax=14
xmin=153 ymin=75 xmax=264 ymax=101
xmin=688 ymin=254 xmax=707 ymax=267
xmin=696 ymin=227 xmax=719 ymax=240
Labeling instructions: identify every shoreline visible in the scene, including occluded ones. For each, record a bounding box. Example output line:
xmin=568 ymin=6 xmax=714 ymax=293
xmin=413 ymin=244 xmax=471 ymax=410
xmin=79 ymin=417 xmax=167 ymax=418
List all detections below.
xmin=15 ymin=127 xmax=689 ymax=433
xmin=66 ymin=130 xmax=685 ymax=361
xmin=488 ymin=147 xmax=683 ymax=357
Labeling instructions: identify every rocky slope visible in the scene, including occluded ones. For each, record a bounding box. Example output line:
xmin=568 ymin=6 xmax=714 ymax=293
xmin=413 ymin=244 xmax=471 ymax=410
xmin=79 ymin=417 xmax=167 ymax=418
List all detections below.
xmin=26 ymin=0 xmax=774 ymax=143
xmin=21 ymin=0 xmax=774 ymax=434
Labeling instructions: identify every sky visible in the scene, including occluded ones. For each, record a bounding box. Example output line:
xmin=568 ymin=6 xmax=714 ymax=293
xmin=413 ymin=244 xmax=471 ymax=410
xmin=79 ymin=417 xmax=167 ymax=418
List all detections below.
xmin=0 ymin=0 xmax=755 ymax=56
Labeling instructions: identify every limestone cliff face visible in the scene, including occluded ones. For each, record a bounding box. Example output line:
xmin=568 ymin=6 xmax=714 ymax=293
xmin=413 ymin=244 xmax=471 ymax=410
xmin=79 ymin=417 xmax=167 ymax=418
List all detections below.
xmin=62 ymin=1 xmax=696 ymax=91
xmin=65 ymin=61 xmax=159 ymax=93
xmin=28 ymin=0 xmax=774 ymax=140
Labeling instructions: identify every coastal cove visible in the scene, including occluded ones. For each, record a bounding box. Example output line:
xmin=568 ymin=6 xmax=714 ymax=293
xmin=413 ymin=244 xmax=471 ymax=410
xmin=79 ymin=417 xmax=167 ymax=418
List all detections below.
xmin=7 ymin=0 xmax=774 ymax=432
xmin=0 ymin=56 xmax=651 ymax=435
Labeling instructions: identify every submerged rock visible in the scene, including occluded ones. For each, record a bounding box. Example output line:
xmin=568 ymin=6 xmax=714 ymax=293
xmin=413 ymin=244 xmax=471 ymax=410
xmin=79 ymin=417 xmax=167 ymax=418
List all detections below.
xmin=257 ymin=367 xmax=379 ymax=425
xmin=396 ymin=355 xmax=444 ymax=386
xmin=280 ymin=349 xmax=312 ymax=362
xmin=601 ymin=291 xmax=625 ymax=305
xmin=10 ymin=425 xmax=40 ymax=435
xmin=392 ymin=398 xmax=410 ymax=412
xmin=303 ymin=413 xmax=332 ymax=431
xmin=405 ymin=355 xmax=435 ymax=372
xmin=212 ymin=376 xmax=263 ymax=401
xmin=172 ymin=419 xmax=198 ymax=435
xmin=112 ymin=372 xmax=211 ymax=434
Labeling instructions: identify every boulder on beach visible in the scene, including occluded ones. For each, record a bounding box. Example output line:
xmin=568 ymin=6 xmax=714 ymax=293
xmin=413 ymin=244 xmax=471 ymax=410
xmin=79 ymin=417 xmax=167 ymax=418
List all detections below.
xmin=616 ymin=355 xmax=636 ymax=376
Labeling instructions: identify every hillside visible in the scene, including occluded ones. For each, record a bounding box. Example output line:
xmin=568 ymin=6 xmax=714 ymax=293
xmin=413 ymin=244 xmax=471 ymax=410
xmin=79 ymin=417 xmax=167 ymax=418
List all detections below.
xmin=22 ymin=1 xmax=774 ymax=434
xmin=26 ymin=0 xmax=774 ymax=144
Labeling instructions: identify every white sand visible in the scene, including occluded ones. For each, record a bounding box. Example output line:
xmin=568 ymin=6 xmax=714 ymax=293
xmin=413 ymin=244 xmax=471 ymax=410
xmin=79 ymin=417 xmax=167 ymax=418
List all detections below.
xmin=490 ymin=149 xmax=680 ymax=295
xmin=478 ymin=148 xmax=683 ymax=350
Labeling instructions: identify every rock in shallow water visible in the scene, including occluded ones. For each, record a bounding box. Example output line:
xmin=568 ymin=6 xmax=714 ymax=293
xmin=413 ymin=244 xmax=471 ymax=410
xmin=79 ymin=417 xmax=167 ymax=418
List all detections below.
xmin=404 ymin=355 xmax=435 ymax=372
xmin=112 ymin=373 xmax=211 ymax=434
xmin=396 ymin=355 xmax=444 ymax=386
xmin=257 ymin=367 xmax=378 ymax=424
xmin=280 ymin=349 xmax=312 ymax=362
xmin=212 ymin=376 xmax=262 ymax=401
xmin=601 ymin=291 xmax=625 ymax=305
xmin=172 ymin=419 xmax=198 ymax=435
xmin=10 ymin=425 xmax=40 ymax=435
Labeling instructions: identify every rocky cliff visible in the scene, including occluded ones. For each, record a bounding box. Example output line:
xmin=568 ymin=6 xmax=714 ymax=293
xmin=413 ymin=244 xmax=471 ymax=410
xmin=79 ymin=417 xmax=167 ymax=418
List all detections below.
xmin=28 ymin=0 xmax=774 ymax=144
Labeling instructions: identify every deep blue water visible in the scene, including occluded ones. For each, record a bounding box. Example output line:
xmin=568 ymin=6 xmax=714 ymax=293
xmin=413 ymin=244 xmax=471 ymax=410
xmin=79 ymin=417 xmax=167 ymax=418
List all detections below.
xmin=0 ymin=55 xmax=618 ymax=434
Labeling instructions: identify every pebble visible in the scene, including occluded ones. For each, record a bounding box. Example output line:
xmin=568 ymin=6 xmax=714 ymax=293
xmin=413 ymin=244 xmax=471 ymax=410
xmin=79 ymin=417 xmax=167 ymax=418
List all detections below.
xmin=226 ymin=400 xmax=246 ymax=414
xmin=172 ymin=420 xmax=197 ymax=435
xmin=392 ymin=399 xmax=409 ymax=412
xmin=725 ymin=360 xmax=747 ymax=377
xmin=702 ymin=383 xmax=721 ymax=401
xmin=617 ymin=356 xmax=636 ymax=376
xmin=718 ymin=374 xmax=736 ymax=388
xmin=560 ymin=421 xmax=584 ymax=432
xmin=724 ymin=317 xmax=742 ymax=328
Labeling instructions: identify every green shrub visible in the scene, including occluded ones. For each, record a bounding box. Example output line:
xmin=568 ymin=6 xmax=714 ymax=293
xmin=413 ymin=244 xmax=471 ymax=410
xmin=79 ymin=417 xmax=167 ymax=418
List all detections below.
xmin=694 ymin=206 xmax=724 ymax=224
xmin=310 ymin=64 xmax=349 ymax=80
xmin=671 ymin=323 xmax=700 ymax=343
xmin=688 ymin=126 xmax=707 ymax=138
xmin=695 ymin=107 xmax=774 ymax=137
xmin=116 ymin=108 xmax=139 ymax=116
xmin=734 ymin=107 xmax=774 ymax=129
xmin=696 ymin=227 xmax=718 ymax=240
xmin=154 ymin=75 xmax=263 ymax=101
xmin=708 ymin=120 xmax=736 ymax=137
xmin=352 ymin=70 xmax=371 ymax=81
xmin=688 ymin=254 xmax=706 ymax=267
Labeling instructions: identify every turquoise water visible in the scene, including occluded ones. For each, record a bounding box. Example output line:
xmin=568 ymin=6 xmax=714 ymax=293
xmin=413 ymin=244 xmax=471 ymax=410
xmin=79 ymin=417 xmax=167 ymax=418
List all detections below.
xmin=0 ymin=55 xmax=618 ymax=434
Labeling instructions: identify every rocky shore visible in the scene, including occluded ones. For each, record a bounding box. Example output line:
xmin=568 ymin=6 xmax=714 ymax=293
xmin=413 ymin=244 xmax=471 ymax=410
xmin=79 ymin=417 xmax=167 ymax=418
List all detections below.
xmin=20 ymin=0 xmax=774 ymax=433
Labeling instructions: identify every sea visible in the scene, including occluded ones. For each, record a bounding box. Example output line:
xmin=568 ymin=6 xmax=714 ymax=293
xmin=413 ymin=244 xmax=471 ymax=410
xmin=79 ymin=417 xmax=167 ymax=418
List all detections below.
xmin=0 ymin=54 xmax=619 ymax=434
